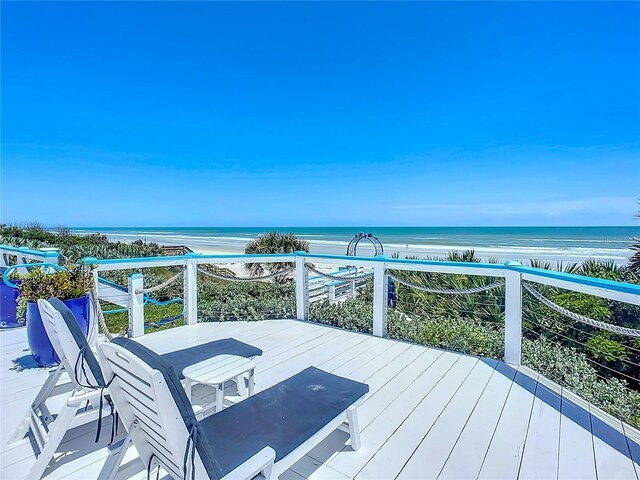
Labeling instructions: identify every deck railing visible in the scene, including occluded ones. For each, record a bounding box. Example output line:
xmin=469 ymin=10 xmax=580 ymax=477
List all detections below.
xmin=3 ymin=246 xmax=640 ymax=424
xmin=79 ymin=251 xmax=640 ymax=367
xmin=0 ymin=244 xmax=60 ymax=273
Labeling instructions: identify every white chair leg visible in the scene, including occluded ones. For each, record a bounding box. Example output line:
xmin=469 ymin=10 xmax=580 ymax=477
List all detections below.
xmin=235 ymin=374 xmax=247 ymax=396
xmin=9 ymin=364 xmax=64 ymax=443
xmin=216 ymin=383 xmax=224 ymax=412
xmin=26 ymin=402 xmax=77 ymax=479
xmin=248 ymin=369 xmax=255 ymax=396
xmin=99 ymin=427 xmax=134 ymax=480
xmin=262 ymin=461 xmax=275 ymax=480
xmin=347 ymin=406 xmax=361 ymax=451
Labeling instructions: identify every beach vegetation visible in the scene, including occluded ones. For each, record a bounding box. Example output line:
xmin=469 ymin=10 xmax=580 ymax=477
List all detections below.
xmin=244 ymin=231 xmax=310 ymax=283
xmin=0 ymin=223 xmax=164 ymax=263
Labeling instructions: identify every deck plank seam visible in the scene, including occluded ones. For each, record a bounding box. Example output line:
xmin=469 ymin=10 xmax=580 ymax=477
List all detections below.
xmin=352 ymin=355 xmax=465 ymax=479
xmin=434 ymin=361 xmax=501 ymax=480
xmin=393 ymin=357 xmax=484 ymax=479
xmin=476 ymin=365 xmax=534 ymax=479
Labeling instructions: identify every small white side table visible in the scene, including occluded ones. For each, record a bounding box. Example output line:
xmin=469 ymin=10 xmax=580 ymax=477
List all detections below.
xmin=183 ymin=355 xmax=256 ymax=415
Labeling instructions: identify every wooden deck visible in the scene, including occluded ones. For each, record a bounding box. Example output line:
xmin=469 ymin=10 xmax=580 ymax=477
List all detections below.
xmin=1 ymin=319 xmax=639 ymax=479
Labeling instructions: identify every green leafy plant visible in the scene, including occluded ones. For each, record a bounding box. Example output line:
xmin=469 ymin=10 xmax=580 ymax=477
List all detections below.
xmin=244 ymin=232 xmax=309 ymax=283
xmin=16 ymin=264 xmax=95 ymax=316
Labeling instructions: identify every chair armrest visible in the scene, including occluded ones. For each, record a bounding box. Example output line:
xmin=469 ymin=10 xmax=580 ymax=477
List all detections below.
xmin=66 ymin=389 xmax=102 ymax=407
xmin=221 ymin=446 xmax=276 ymax=480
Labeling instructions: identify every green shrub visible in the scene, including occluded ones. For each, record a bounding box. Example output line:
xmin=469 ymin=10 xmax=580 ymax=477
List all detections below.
xmin=198 ymin=280 xmax=296 ymax=321
xmin=16 ymin=264 xmax=94 ymax=316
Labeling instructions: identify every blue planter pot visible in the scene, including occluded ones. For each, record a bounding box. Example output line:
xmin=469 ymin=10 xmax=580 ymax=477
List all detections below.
xmin=0 ymin=274 xmax=22 ymax=329
xmin=26 ymin=295 xmax=91 ymax=366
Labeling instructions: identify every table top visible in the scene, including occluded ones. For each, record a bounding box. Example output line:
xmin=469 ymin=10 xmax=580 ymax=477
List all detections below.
xmin=182 ymin=354 xmax=256 ymax=386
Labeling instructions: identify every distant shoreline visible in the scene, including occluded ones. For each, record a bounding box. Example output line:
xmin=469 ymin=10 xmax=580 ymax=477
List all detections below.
xmin=71 ymin=226 xmax=638 ymax=266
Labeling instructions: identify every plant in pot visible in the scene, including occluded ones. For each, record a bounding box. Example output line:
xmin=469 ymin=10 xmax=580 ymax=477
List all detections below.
xmin=17 ymin=264 xmax=95 ymax=366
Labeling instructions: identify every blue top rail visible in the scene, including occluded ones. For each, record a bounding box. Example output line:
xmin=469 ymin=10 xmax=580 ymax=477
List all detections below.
xmin=80 ymin=252 xmax=297 ymax=265
xmin=2 ymin=263 xmax=66 ymax=288
xmin=298 ymin=252 xmax=506 ymax=270
xmin=75 ymin=251 xmax=640 ymax=298
xmin=510 ymin=265 xmax=640 ymax=296
xmin=0 ymin=244 xmax=59 ymax=258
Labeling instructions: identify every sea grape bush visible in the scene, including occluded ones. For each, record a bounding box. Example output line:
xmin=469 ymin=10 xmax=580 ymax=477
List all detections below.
xmin=0 ymin=225 xmax=163 ymax=264
xmin=198 ymin=281 xmax=296 ymax=321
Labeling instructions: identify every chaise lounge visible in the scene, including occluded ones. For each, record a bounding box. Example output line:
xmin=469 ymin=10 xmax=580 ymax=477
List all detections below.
xmin=98 ymin=337 xmax=369 ymax=479
xmin=9 ymin=297 xmax=263 ymax=479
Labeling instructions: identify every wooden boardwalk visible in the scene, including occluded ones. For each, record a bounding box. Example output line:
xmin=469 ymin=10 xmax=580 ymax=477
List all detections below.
xmin=1 ymin=319 xmax=639 ymax=479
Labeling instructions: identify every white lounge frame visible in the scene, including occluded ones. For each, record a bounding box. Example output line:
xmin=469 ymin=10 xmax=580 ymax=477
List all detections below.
xmin=98 ymin=341 xmax=364 ymax=480
xmin=9 ymin=299 xmax=123 ymax=480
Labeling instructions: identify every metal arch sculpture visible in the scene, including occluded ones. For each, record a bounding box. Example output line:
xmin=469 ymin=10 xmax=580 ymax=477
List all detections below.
xmin=346 ymin=232 xmax=384 ymax=257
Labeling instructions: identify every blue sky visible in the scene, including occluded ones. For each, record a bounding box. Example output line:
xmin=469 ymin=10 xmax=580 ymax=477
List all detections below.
xmin=2 ymin=1 xmax=639 ymax=227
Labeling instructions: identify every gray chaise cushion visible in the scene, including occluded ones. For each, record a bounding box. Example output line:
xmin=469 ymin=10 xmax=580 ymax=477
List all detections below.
xmin=199 ymin=366 xmax=369 ymax=476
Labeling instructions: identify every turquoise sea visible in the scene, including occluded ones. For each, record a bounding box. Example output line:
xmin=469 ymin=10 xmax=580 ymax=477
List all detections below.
xmin=72 ymin=226 xmax=640 ymax=265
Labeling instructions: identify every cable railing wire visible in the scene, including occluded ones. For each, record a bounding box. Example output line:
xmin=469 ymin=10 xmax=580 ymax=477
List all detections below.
xmin=523 ymin=326 xmax=637 ymax=385
xmin=523 ymin=282 xmax=640 ymax=338
xmin=523 ymin=325 xmax=640 ymax=385
xmin=197 ymin=266 xmax=294 ymax=282
xmin=135 ymin=270 xmax=185 ymax=295
xmin=389 ymin=272 xmax=504 ymax=295
xmin=306 ymin=264 xmax=374 ymax=281
xmin=523 ymin=318 xmax=640 ymax=373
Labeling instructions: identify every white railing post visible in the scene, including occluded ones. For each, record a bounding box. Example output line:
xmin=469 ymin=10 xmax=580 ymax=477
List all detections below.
xmin=41 ymin=248 xmax=61 ymax=274
xmin=39 ymin=248 xmax=60 ymax=265
xmin=17 ymin=249 xmax=29 ymax=274
xmin=504 ymin=262 xmax=523 ymax=365
xmin=183 ymin=254 xmax=198 ymax=325
xmin=373 ymin=260 xmax=388 ymax=337
xmin=295 ymin=254 xmax=309 ymax=321
xmin=127 ymin=273 xmax=145 ymax=338
xmin=328 ymin=284 xmax=337 ymax=303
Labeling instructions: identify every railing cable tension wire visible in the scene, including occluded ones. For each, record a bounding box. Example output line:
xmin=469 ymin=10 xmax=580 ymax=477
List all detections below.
xmin=388 ymin=272 xmax=505 ymax=295
xmin=197 ymin=266 xmax=294 ymax=282
xmin=306 ymin=264 xmax=374 ymax=281
xmin=523 ymin=317 xmax=640 ymax=372
xmin=135 ymin=270 xmax=184 ymax=295
xmin=523 ymin=282 xmax=640 ymax=338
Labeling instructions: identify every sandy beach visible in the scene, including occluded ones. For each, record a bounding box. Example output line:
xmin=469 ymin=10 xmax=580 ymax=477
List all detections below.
xmin=72 ymin=226 xmax=638 ymax=266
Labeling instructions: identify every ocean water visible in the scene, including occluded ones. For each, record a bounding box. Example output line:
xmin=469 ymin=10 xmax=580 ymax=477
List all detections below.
xmin=71 ymin=226 xmax=640 ymax=265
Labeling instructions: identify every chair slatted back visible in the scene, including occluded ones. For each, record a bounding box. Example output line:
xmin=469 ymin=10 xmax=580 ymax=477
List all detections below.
xmin=38 ymin=299 xmax=65 ymax=366
xmin=98 ymin=341 xmax=210 ymax=479
xmin=38 ymin=298 xmax=103 ymax=389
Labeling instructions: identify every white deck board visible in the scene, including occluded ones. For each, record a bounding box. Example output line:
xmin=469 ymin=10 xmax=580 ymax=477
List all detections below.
xmin=1 ymin=320 xmax=639 ymax=480
xmin=396 ymin=358 xmax=498 ymax=479
xmin=557 ymin=390 xmax=598 ymax=480
xmin=356 ymin=355 xmax=479 ymax=480
xmin=477 ymin=368 xmax=539 ymax=480
xmin=518 ymin=378 xmax=562 ymax=480
xmin=326 ymin=350 xmax=461 ymax=478
xmin=437 ymin=360 xmax=519 ymax=480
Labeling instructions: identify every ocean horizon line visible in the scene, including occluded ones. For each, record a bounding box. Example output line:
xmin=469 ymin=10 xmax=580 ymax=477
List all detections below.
xmin=68 ymin=225 xmax=639 ymax=229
